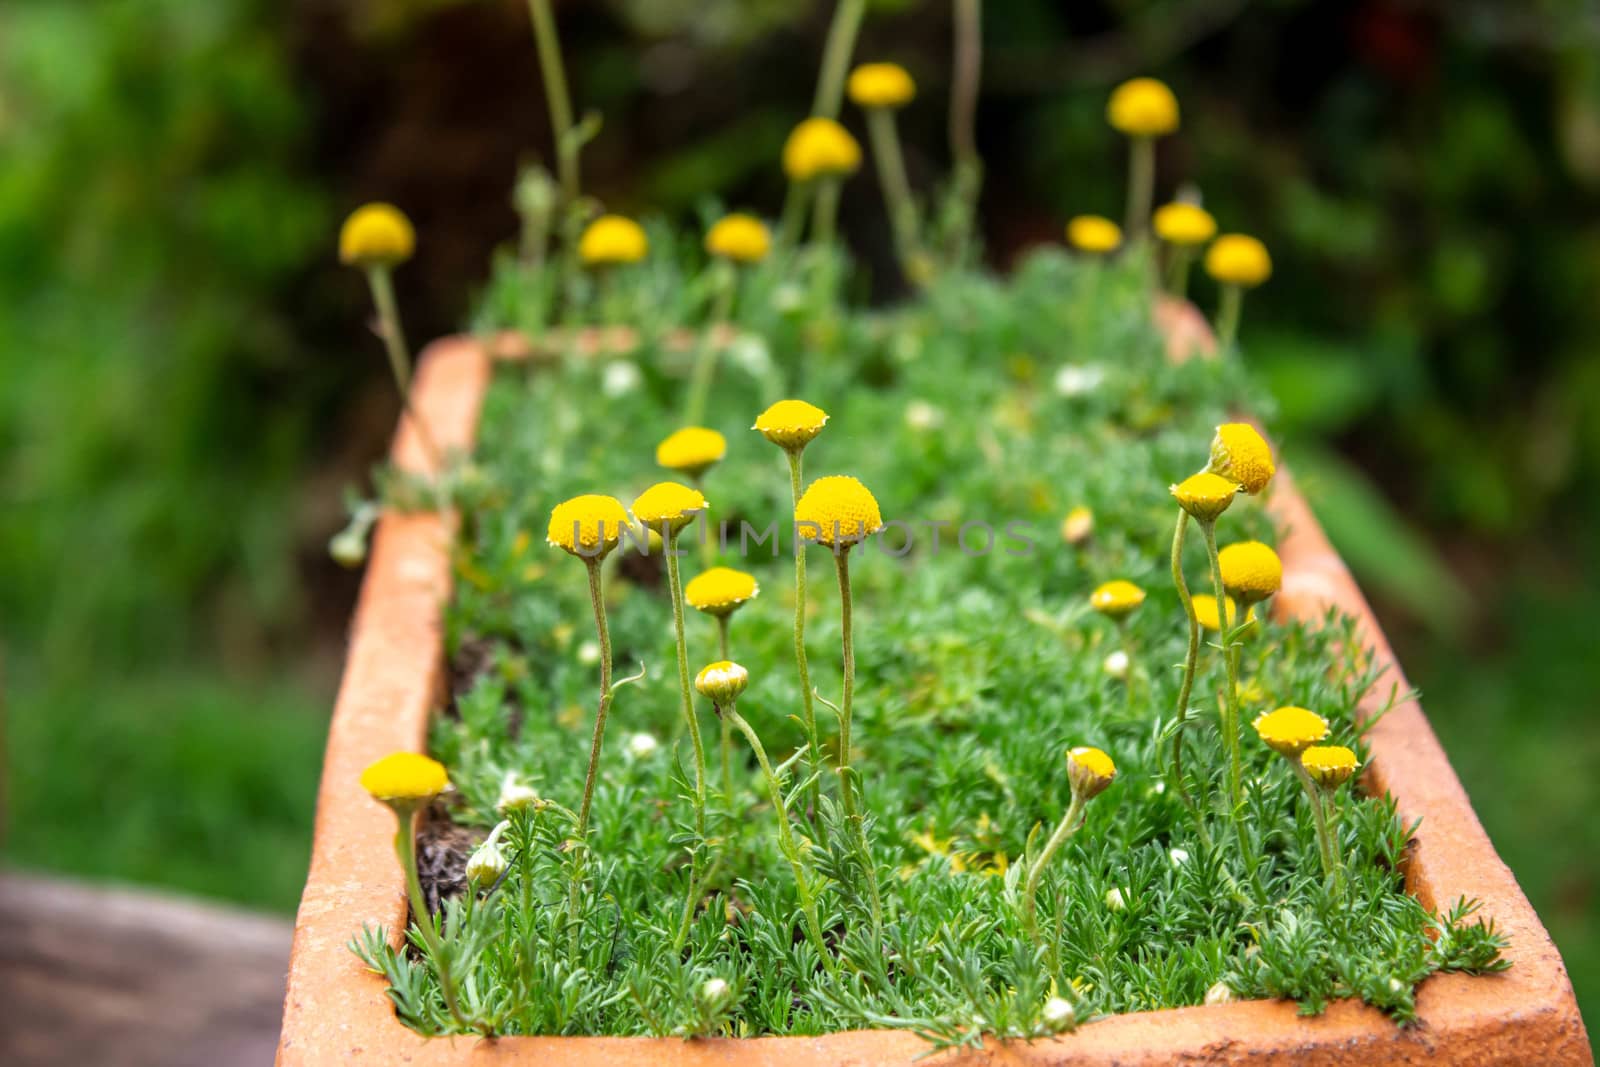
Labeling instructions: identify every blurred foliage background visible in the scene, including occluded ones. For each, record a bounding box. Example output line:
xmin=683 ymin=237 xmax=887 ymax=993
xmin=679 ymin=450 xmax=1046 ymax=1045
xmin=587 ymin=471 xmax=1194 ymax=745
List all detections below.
xmin=1 ymin=0 xmax=1595 ymax=1028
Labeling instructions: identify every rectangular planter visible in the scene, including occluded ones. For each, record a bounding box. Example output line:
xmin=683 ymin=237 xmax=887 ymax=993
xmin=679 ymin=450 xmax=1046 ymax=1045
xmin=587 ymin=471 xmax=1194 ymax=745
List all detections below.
xmin=277 ymin=327 xmax=1592 ymax=1066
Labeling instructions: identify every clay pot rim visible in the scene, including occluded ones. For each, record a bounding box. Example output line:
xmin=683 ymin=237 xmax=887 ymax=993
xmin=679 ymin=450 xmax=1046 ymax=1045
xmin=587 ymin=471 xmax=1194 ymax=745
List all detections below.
xmin=277 ymin=317 xmax=1590 ymax=1065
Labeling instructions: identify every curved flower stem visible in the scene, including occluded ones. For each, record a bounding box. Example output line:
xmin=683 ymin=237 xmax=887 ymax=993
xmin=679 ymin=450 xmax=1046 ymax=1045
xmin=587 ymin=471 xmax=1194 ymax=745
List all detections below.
xmin=1020 ymin=794 xmax=1085 ymax=947
xmin=787 ymin=452 xmax=824 ymax=828
xmin=566 ymin=556 xmax=614 ymax=955
xmin=1201 ymin=521 xmax=1243 ymax=822
xmin=1216 ymin=283 xmax=1243 ymax=349
xmin=1169 ymin=510 xmax=1202 ymax=813
xmin=834 ymin=549 xmax=883 ymax=942
xmin=667 ymin=534 xmax=710 ymax=951
xmin=396 ymin=810 xmax=480 ymax=1033
xmin=527 ymin=0 xmax=579 ymax=204
xmin=1124 ymin=135 xmax=1155 ymax=240
xmin=1291 ymin=761 xmax=1337 ymax=884
xmin=716 ymin=616 xmax=734 ymax=806
xmin=723 ymin=703 xmax=838 ymax=976
xmin=365 ymin=265 xmax=443 ymax=476
xmin=684 ymin=271 xmax=737 ymax=428
xmin=865 ymin=107 xmax=921 ymax=276
xmin=812 ymin=0 xmax=867 ymax=119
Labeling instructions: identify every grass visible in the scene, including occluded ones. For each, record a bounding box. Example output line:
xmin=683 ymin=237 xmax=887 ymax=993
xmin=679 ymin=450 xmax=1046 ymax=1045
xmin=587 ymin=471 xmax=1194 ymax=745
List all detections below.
xmin=353 ymin=242 xmax=1506 ymax=1041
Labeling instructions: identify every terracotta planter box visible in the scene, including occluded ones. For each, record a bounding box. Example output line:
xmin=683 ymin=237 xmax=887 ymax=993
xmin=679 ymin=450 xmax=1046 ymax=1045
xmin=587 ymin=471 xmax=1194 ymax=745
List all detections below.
xmin=278 ymin=323 xmax=1592 ymax=1065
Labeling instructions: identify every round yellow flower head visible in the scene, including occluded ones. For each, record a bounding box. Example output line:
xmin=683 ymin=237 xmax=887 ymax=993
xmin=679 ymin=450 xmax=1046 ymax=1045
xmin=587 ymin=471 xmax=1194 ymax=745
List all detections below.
xmin=695 ymin=660 xmax=749 ymax=705
xmin=1061 ymin=505 xmax=1094 ymax=545
xmin=656 ymin=426 xmax=727 ymax=479
xmin=705 ymin=213 xmax=772 ymax=264
xmin=339 ymin=203 xmax=415 ymax=269
xmin=795 ymin=475 xmax=884 ymax=548
xmin=685 ymin=567 xmax=760 ymax=617
xmin=1107 ymin=77 xmax=1179 ymax=138
xmin=1153 ymin=202 xmax=1217 ymax=247
xmin=1066 ymin=215 xmax=1122 ymax=255
xmin=631 ymin=481 xmax=708 ymax=537
xmin=753 ymin=399 xmax=830 ymax=452
xmin=1209 ymin=422 xmax=1276 ymax=495
xmin=1217 ymin=540 xmax=1283 ymax=604
xmin=1066 ymin=745 xmax=1117 ymax=800
xmin=1170 ymin=471 xmax=1239 ymax=522
xmin=578 ymin=214 xmax=649 ymax=267
xmin=782 ymin=117 xmax=862 ymax=182
xmin=547 ymin=494 xmax=631 ymax=560
xmin=360 ymin=751 xmax=448 ymax=806
xmin=1302 ymin=745 xmax=1360 ymax=789
xmin=1192 ymin=593 xmax=1253 ymax=634
xmin=1252 ymin=706 xmax=1330 ymax=758
xmin=1205 ymin=234 xmax=1272 ymax=288
xmin=1090 ymin=579 xmax=1146 ymax=620
xmin=848 ymin=62 xmax=916 ymax=110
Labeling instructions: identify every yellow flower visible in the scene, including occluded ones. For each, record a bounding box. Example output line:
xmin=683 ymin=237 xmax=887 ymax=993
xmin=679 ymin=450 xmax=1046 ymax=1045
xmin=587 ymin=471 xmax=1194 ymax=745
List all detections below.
xmin=631 ymin=481 xmax=707 ymax=537
xmin=782 ymin=117 xmax=862 ymax=182
xmin=1066 ymin=215 xmax=1122 ymax=254
xmin=1252 ymin=706 xmax=1330 ymax=758
xmin=684 ymin=567 xmax=760 ymax=617
xmin=578 ymin=214 xmax=648 ymax=266
xmin=1302 ymin=745 xmax=1359 ymax=789
xmin=1217 ymin=540 xmax=1283 ymax=603
xmin=705 ymin=213 xmax=771 ymax=264
xmin=339 ymin=203 xmax=415 ymax=268
xmin=656 ymin=426 xmax=727 ymax=478
xmin=795 ymin=475 xmax=884 ymax=548
xmin=1209 ymin=422 xmax=1276 ymax=494
xmin=848 ymin=62 xmax=916 ymax=110
xmin=1170 ymin=472 xmax=1238 ymax=522
xmin=1090 ymin=579 xmax=1146 ymax=619
xmin=1066 ymin=745 xmax=1117 ymax=800
xmin=360 ymin=751 xmax=449 ymax=804
xmin=694 ymin=660 xmax=749 ymax=704
xmin=753 ymin=399 xmax=829 ymax=452
xmin=1192 ymin=593 xmax=1253 ymax=633
xmin=1205 ymin=234 xmax=1272 ymax=288
xmin=1152 ymin=202 xmax=1217 ymax=246
xmin=546 ymin=494 xmax=631 ymax=559
xmin=1060 ymin=505 xmax=1094 ymax=545
xmin=1107 ymin=77 xmax=1179 ymax=138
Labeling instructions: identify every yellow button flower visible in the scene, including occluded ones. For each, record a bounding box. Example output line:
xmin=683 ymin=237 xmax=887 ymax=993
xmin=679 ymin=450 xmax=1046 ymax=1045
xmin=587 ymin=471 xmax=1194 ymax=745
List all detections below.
xmin=753 ymin=399 xmax=829 ymax=452
xmin=1205 ymin=234 xmax=1272 ymax=288
xmin=705 ymin=213 xmax=771 ymax=264
xmin=1066 ymin=215 xmax=1122 ymax=254
xmin=848 ymin=62 xmax=916 ymax=110
xmin=578 ymin=214 xmax=649 ymax=266
xmin=783 ymin=117 xmax=862 ymax=182
xmin=1217 ymin=540 xmax=1283 ymax=603
xmin=685 ymin=567 xmax=760 ymax=617
xmin=360 ymin=752 xmax=449 ymax=804
xmin=1209 ymin=423 xmax=1276 ymax=495
xmin=1192 ymin=593 xmax=1253 ymax=633
xmin=795 ymin=475 xmax=884 ymax=547
xmin=1090 ymin=579 xmax=1146 ymax=619
xmin=1107 ymin=77 xmax=1179 ymax=138
xmin=694 ymin=660 xmax=749 ymax=704
xmin=656 ymin=426 xmax=727 ymax=479
xmin=1252 ymin=706 xmax=1330 ymax=757
xmin=1302 ymin=745 xmax=1360 ymax=788
xmin=1066 ymin=745 xmax=1117 ymax=800
xmin=631 ymin=481 xmax=707 ymax=537
xmin=547 ymin=494 xmax=631 ymax=559
xmin=1153 ymin=202 xmax=1217 ymax=246
xmin=339 ymin=203 xmax=415 ymax=268
xmin=1170 ymin=471 xmax=1238 ymax=522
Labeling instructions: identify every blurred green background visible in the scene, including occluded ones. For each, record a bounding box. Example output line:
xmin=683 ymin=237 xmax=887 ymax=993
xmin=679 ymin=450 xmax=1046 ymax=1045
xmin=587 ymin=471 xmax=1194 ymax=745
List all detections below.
xmin=2 ymin=0 xmax=1595 ymax=1030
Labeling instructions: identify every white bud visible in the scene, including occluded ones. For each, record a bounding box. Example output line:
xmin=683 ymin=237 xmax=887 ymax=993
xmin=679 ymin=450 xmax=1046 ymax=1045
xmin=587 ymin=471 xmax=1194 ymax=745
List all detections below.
xmin=699 ymin=977 xmax=730 ymax=1006
xmin=496 ymin=773 xmax=539 ymax=814
xmin=627 ymin=732 xmax=660 ymax=759
xmin=904 ymin=400 xmax=943 ymax=431
xmin=577 ymin=640 xmax=601 ymax=666
xmin=1169 ymin=847 xmax=1190 ymax=866
xmin=1103 ymin=650 xmax=1130 ymax=680
xmin=1104 ymin=887 xmax=1126 ymax=912
xmin=1204 ymin=980 xmax=1236 ymax=1005
xmin=465 ymin=828 xmax=508 ymax=886
xmin=1054 ymin=363 xmax=1106 ymax=397
xmin=601 ymin=360 xmax=641 ymax=397
xmin=1042 ymin=996 xmax=1075 ymax=1032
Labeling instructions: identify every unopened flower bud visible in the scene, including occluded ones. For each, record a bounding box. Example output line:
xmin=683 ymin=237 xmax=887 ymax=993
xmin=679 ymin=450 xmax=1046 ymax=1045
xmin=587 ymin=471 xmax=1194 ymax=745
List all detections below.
xmin=695 ymin=661 xmax=749 ymax=705
xmin=496 ymin=773 xmax=539 ymax=814
xmin=1042 ymin=996 xmax=1076 ymax=1032
xmin=699 ymin=977 xmax=731 ymax=1007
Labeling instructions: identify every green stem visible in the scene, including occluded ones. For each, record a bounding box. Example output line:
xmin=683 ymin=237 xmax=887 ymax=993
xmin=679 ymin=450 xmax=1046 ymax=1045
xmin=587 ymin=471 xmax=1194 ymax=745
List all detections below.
xmin=834 ymin=549 xmax=883 ymax=941
xmin=1216 ymin=283 xmax=1243 ymax=349
xmin=1165 ymin=246 xmax=1193 ymax=298
xmin=787 ymin=451 xmax=824 ymax=826
xmin=812 ymin=0 xmax=867 ymax=119
xmin=1291 ymin=761 xmax=1337 ymax=883
xmin=717 ymin=616 xmax=734 ymax=806
xmin=1125 ymin=136 xmax=1154 ymax=240
xmin=1201 ymin=524 xmax=1245 ymax=829
xmin=1020 ymin=794 xmax=1085 ymax=946
xmin=948 ymin=0 xmax=984 ymax=258
xmin=667 ymin=537 xmax=709 ymax=950
xmin=780 ymin=181 xmax=812 ymax=248
xmin=566 ymin=557 xmax=614 ymax=954
xmin=365 ymin=266 xmax=442 ymax=473
xmin=865 ymin=107 xmax=921 ymax=274
xmin=396 ymin=810 xmax=478 ymax=1032
xmin=1170 ymin=511 xmax=1201 ymax=812
xmin=1120 ymin=620 xmax=1136 ymax=719
xmin=724 ymin=704 xmax=838 ymax=974
xmin=684 ymin=273 xmax=736 ymax=428
xmin=527 ymin=0 xmax=580 ymax=204
xmin=811 ymin=177 xmax=842 ymax=248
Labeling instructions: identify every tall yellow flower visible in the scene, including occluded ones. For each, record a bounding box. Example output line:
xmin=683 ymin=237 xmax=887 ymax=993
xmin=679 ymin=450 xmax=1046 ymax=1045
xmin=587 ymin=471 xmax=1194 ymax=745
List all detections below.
xmin=795 ymin=475 xmax=884 ymax=548
xmin=685 ymin=567 xmax=759 ymax=618
xmin=754 ymin=399 xmax=829 ymax=453
xmin=656 ymin=427 xmax=727 ymax=479
xmin=1152 ymin=202 xmax=1216 ymax=246
xmin=339 ymin=203 xmax=415 ymax=268
xmin=1107 ymin=78 xmax=1179 ymax=138
xmin=1206 ymin=234 xmax=1273 ymax=288
xmin=1067 ymin=215 xmax=1122 ymax=255
xmin=546 ymin=494 xmax=631 ymax=560
xmin=705 ymin=213 xmax=771 ymax=264
xmin=578 ymin=214 xmax=648 ymax=266
xmin=1217 ymin=541 xmax=1283 ymax=604
xmin=847 ymin=62 xmax=916 ymax=110
xmin=1252 ymin=705 xmax=1330 ymax=758
xmin=631 ymin=482 xmax=708 ymax=536
xmin=1209 ymin=423 xmax=1276 ymax=495
xmin=782 ymin=117 xmax=862 ymax=183
xmin=360 ymin=752 xmax=448 ymax=806
xmin=1170 ymin=472 xmax=1238 ymax=522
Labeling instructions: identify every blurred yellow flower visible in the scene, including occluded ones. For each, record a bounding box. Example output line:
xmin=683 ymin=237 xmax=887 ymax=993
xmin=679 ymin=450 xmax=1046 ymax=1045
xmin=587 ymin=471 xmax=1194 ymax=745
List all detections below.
xmin=1152 ymin=202 xmax=1217 ymax=246
xmin=1107 ymin=77 xmax=1179 ymax=138
xmin=631 ymin=482 xmax=707 ymax=536
xmin=1061 ymin=505 xmax=1094 ymax=545
xmin=783 ymin=117 xmax=862 ymax=182
xmin=685 ymin=567 xmax=760 ymax=617
xmin=705 ymin=213 xmax=771 ymax=264
xmin=578 ymin=214 xmax=648 ymax=266
xmin=1192 ymin=593 xmax=1253 ymax=633
xmin=1205 ymin=234 xmax=1272 ymax=288
xmin=1090 ymin=579 xmax=1146 ymax=619
xmin=360 ymin=752 xmax=448 ymax=804
xmin=1066 ymin=215 xmax=1122 ymax=254
xmin=339 ymin=203 xmax=415 ymax=268
xmin=848 ymin=62 xmax=916 ymax=109
xmin=656 ymin=426 xmax=727 ymax=478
